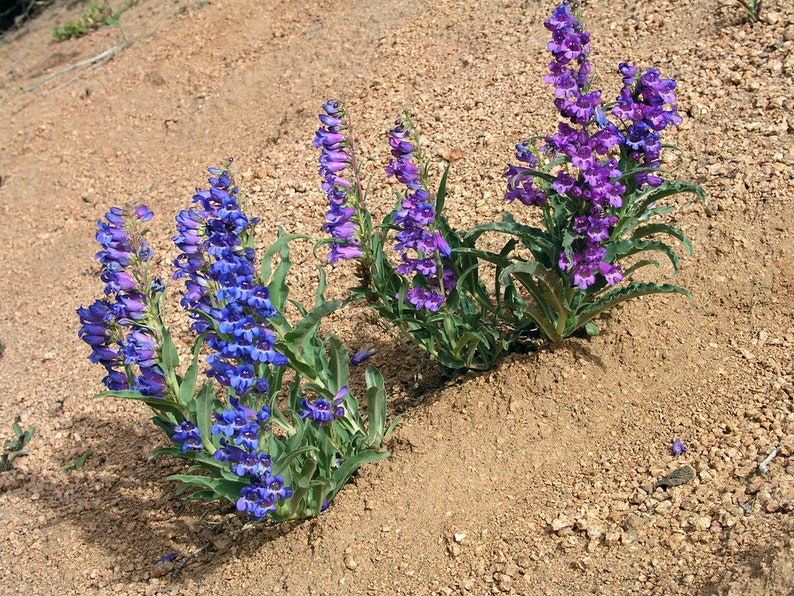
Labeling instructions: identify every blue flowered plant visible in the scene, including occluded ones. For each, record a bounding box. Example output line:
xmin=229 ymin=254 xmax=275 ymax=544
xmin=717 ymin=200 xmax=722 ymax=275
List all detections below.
xmin=313 ymin=1 xmax=703 ymax=361
xmin=78 ymin=165 xmax=396 ymax=522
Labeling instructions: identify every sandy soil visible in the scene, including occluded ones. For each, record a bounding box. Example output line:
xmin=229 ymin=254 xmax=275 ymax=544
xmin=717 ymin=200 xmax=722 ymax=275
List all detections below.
xmin=1 ymin=0 xmax=793 ymax=594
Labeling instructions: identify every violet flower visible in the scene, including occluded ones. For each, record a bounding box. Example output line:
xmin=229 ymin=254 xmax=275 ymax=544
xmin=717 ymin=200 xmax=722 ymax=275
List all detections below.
xmin=386 ymin=117 xmax=456 ymax=311
xmin=172 ymin=164 xmax=286 ymax=401
xmin=315 ymin=100 xmax=365 ymax=263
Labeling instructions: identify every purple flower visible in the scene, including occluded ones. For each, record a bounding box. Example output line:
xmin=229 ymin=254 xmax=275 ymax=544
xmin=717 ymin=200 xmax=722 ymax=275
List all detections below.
xmin=78 ymin=206 xmax=166 ymax=398
xmin=212 ymin=398 xmax=255 ymax=437
xmin=350 ymin=348 xmax=375 ymax=366
xmin=672 ymin=438 xmax=687 ymax=456
xmin=172 ymin=165 xmax=285 ymax=397
xmin=315 ymin=100 xmax=364 ymax=263
xmin=236 ymin=477 xmax=293 ymax=520
xmin=300 ymin=387 xmax=348 ymax=427
xmin=386 ymin=117 xmax=456 ymax=311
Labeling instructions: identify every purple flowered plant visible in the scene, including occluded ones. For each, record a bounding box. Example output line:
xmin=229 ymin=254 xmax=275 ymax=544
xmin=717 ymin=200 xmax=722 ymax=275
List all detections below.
xmin=313 ymin=103 xmax=515 ymax=370
xmin=314 ymin=100 xmax=366 ymax=264
xmin=497 ymin=0 xmax=703 ymax=341
xmin=386 ymin=117 xmax=456 ymax=312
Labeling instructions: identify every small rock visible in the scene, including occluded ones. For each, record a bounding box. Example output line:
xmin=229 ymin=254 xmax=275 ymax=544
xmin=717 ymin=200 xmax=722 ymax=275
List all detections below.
xmin=586 ymin=525 xmax=605 ymax=541
xmin=551 ymin=515 xmax=573 ymax=533
xmin=343 ymin=554 xmax=358 ymax=571
xmin=604 ymin=528 xmax=622 ymax=546
xmin=694 ymin=516 xmax=711 ymax=531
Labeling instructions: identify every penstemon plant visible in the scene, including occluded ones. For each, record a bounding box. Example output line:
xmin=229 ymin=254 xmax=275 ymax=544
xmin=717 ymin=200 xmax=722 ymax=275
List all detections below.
xmin=310 ymin=1 xmax=703 ymax=365
xmin=78 ymin=164 xmax=395 ymax=522
xmin=314 ymin=103 xmax=527 ymax=370
xmin=490 ymin=0 xmax=704 ymax=341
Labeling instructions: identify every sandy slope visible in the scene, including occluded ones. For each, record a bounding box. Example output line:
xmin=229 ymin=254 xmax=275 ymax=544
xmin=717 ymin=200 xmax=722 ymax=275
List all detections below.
xmin=0 ymin=0 xmax=793 ymax=593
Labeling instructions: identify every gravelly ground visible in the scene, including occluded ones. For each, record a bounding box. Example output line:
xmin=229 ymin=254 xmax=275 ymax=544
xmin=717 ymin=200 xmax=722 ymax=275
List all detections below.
xmin=0 ymin=0 xmax=793 ymax=594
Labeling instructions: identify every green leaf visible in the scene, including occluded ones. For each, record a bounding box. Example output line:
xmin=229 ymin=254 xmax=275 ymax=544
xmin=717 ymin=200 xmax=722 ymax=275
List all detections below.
xmin=364 ymin=365 xmax=387 ymax=448
xmin=150 ymin=414 xmax=176 ymax=438
xmin=179 ymin=333 xmax=206 ymax=409
xmin=272 ymin=445 xmax=319 ymax=477
xmin=622 ymin=238 xmax=682 ymax=275
xmin=195 ymin=382 xmax=218 ymax=454
xmin=464 ymin=220 xmax=553 ymax=255
xmin=327 ymin=335 xmax=351 ymax=394
xmin=95 ymin=390 xmax=185 ymax=419
xmin=621 ymin=258 xmax=661 ymax=277
xmin=149 ymin=446 xmax=183 ymax=460
xmin=331 ymin=450 xmax=390 ymax=492
xmin=160 ymin=327 xmax=180 ymax=373
xmin=632 ymin=223 xmax=693 ymax=255
xmin=183 ymin=490 xmax=221 ymax=503
xmin=167 ymin=474 xmax=245 ymax=503
xmin=260 ymin=232 xmax=311 ymax=312
xmin=575 ymin=282 xmax=691 ymax=328
xmin=502 ymin=261 xmax=567 ymax=314
xmin=315 ymin=266 xmax=329 ymax=308
xmin=436 ymin=163 xmax=451 ymax=214
xmin=62 ymin=450 xmax=93 ymax=472
xmin=283 ymin=300 xmax=341 ymax=347
xmin=584 ymin=321 xmax=600 ymax=337
xmin=636 ymin=179 xmax=706 ymax=206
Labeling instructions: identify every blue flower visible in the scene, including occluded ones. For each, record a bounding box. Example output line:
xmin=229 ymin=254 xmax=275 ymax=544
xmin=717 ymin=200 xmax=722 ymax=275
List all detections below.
xmin=300 ymin=387 xmax=348 ymax=427
xmin=211 ymin=398 xmax=255 ymax=437
xmin=171 ymin=421 xmax=203 ymax=452
xmin=385 ymin=118 xmax=456 ymax=311
xmin=78 ymin=205 xmax=166 ymax=398
xmin=350 ymin=348 xmax=375 ymax=366
xmin=173 ymin=164 xmax=286 ymax=398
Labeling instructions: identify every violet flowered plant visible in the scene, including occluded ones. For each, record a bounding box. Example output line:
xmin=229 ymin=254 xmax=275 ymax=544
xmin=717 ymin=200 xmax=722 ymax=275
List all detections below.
xmin=78 ymin=164 xmax=395 ymax=522
xmin=484 ymin=0 xmax=704 ymax=341
xmin=315 ymin=104 xmax=521 ymax=370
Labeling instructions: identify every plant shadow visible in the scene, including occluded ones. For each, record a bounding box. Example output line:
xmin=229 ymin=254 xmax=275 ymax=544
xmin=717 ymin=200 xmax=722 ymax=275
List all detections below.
xmin=23 ymin=410 xmax=306 ymax=588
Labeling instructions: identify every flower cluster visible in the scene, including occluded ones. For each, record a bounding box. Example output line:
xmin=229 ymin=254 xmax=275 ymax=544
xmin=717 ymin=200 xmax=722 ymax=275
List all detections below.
xmin=299 ymin=387 xmax=347 ymax=427
xmin=314 ymin=100 xmax=364 ymax=263
xmin=385 ymin=118 xmax=456 ymax=311
xmin=80 ymin=165 xmax=395 ymax=522
xmin=505 ymin=1 xmax=686 ymax=293
xmin=612 ymin=64 xmax=682 ymax=188
xmin=171 ymin=421 xmax=203 ymax=452
xmin=77 ymin=206 xmax=167 ymax=396
xmin=543 ymin=2 xmax=625 ymax=290
xmin=173 ymin=165 xmax=286 ymax=399
xmin=211 ymin=398 xmax=293 ymax=519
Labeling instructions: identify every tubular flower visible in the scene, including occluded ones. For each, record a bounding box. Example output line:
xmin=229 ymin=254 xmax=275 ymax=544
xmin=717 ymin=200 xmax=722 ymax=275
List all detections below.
xmin=210 ymin=399 xmax=292 ymax=520
xmin=385 ymin=118 xmax=456 ymax=311
xmin=172 ymin=163 xmax=286 ymax=399
xmin=171 ymin=421 xmax=203 ymax=452
xmin=77 ymin=205 xmax=166 ymax=397
xmin=504 ymin=0 xmax=670 ymax=291
xmin=299 ymin=386 xmax=348 ymax=427
xmin=315 ymin=100 xmax=365 ymax=263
